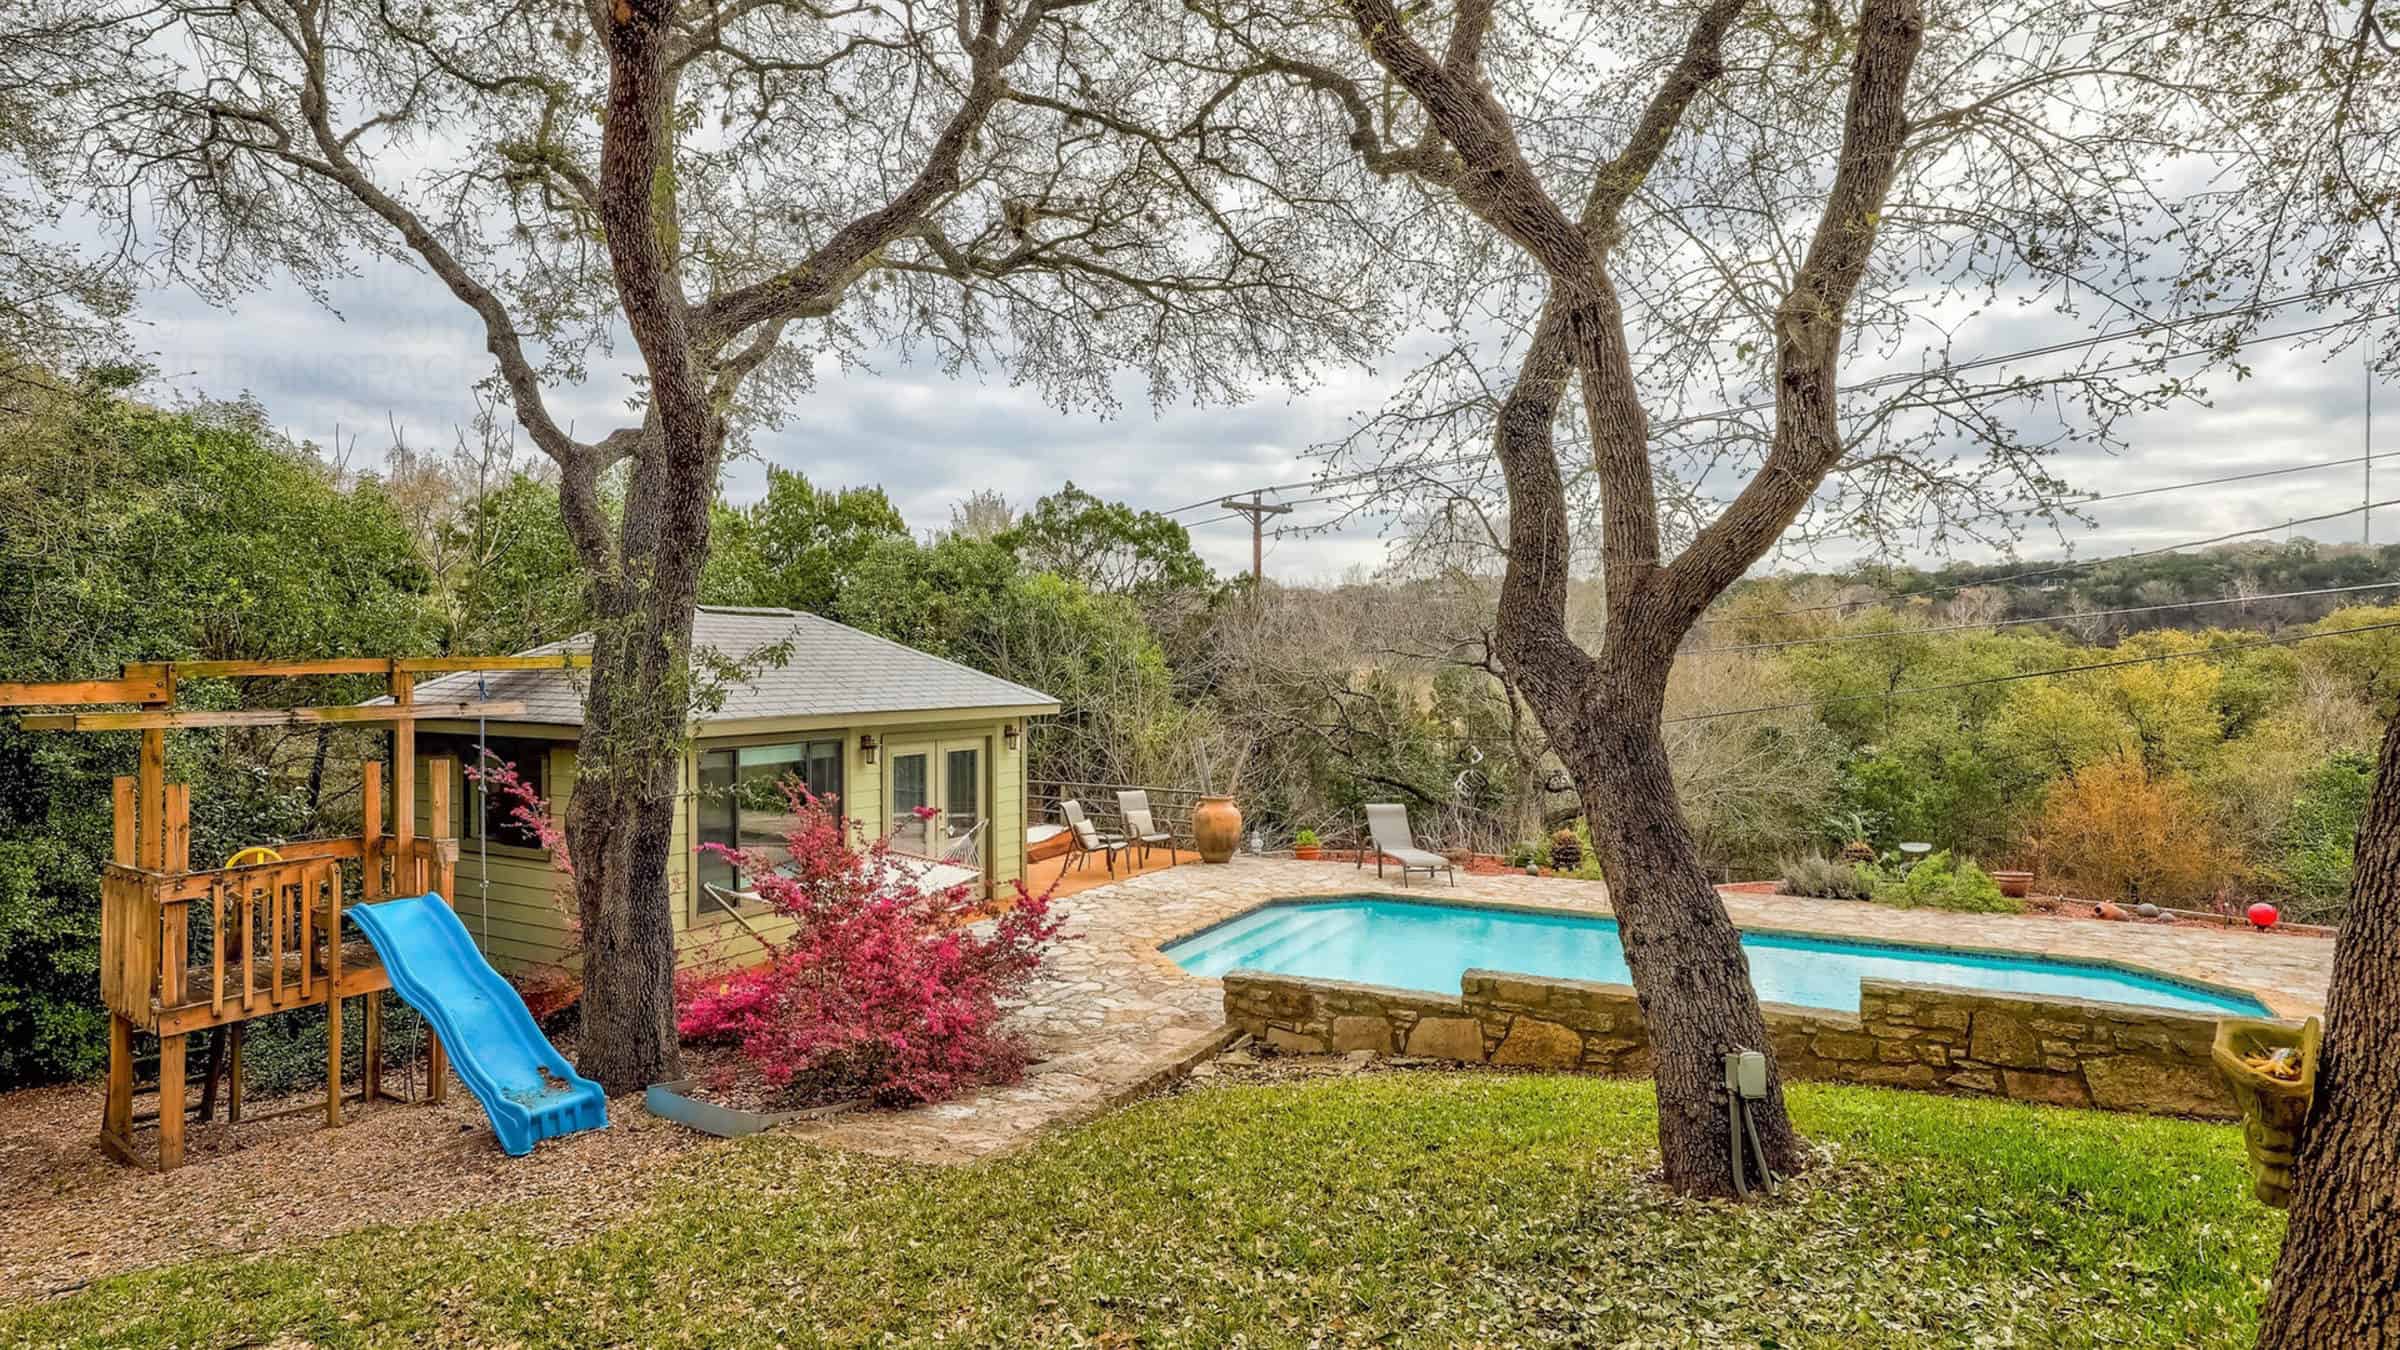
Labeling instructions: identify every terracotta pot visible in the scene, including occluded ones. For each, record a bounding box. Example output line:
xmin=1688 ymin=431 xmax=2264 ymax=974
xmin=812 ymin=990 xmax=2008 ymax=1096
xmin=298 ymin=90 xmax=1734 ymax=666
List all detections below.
xmin=1192 ymin=795 xmax=1243 ymax=864
xmin=1991 ymin=869 xmax=2034 ymax=899
xmin=1293 ymin=845 xmax=1322 ymax=861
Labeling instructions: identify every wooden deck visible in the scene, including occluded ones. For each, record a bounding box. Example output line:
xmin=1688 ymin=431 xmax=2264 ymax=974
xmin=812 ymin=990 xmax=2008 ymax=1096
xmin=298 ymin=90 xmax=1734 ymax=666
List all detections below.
xmin=1026 ymin=846 xmax=1204 ymax=900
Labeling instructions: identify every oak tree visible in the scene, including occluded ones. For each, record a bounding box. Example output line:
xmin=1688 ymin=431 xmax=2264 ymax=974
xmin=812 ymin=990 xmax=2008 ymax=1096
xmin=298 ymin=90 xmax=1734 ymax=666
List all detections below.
xmin=1163 ymin=0 xmax=2371 ymax=1192
xmin=50 ymin=0 xmax=1389 ymax=1090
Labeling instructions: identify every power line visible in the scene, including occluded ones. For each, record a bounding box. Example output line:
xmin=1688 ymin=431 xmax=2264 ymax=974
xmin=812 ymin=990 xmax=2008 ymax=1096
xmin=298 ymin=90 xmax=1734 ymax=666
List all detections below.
xmin=1252 ymin=445 xmax=2400 ymax=543
xmin=1166 ymin=274 xmax=2400 ymax=519
xmin=1688 ymin=579 xmax=2400 ymax=654
xmin=1663 ymin=616 xmax=2400 ymax=724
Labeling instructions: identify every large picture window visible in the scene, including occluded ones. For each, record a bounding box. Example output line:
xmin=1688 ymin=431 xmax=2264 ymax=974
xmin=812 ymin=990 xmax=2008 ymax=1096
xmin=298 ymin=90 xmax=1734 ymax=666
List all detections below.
xmin=696 ymin=738 xmax=844 ymax=917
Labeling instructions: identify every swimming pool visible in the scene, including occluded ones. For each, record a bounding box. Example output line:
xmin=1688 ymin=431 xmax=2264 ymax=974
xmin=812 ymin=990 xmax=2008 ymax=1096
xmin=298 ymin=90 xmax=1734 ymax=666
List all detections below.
xmin=1163 ymin=897 xmax=2268 ymax=1018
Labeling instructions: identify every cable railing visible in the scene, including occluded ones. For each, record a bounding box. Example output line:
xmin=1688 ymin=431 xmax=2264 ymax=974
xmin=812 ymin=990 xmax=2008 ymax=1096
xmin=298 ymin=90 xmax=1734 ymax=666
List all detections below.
xmin=1029 ymin=780 xmax=1210 ymax=843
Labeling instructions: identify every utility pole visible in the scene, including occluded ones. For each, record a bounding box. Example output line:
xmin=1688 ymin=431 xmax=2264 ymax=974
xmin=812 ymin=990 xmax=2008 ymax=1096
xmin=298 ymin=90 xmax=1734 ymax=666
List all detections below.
xmin=2369 ymin=351 xmax=2376 ymax=547
xmin=1220 ymin=493 xmax=1293 ymax=585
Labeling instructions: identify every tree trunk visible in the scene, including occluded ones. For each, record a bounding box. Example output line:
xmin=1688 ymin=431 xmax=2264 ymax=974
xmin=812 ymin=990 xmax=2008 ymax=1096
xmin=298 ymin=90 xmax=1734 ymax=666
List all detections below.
xmin=1555 ymin=658 xmax=1808 ymax=1197
xmin=2257 ymin=713 xmax=2400 ymax=1346
xmin=562 ymin=0 xmax=726 ymax=1097
xmin=563 ymin=582 xmax=696 ymax=1096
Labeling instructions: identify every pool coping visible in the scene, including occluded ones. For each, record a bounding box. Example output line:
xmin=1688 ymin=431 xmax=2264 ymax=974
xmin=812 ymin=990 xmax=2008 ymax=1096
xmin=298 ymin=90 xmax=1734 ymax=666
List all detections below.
xmin=1156 ymin=890 xmax=2296 ymax=1020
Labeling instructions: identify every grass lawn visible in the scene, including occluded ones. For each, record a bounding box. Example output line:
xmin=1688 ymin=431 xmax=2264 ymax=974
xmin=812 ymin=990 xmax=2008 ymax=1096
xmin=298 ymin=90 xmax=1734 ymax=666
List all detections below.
xmin=3 ymin=1074 xmax=2278 ymax=1347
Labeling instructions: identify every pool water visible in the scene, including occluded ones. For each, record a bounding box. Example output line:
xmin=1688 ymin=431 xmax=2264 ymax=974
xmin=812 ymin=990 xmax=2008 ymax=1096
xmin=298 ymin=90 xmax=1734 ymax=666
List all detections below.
xmin=1163 ymin=897 xmax=2267 ymax=1018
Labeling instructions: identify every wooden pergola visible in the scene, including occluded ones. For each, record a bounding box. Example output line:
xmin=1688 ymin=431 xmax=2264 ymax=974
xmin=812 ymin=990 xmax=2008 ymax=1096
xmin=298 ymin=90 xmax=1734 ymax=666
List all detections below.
xmin=2 ymin=654 xmax=588 ymax=1170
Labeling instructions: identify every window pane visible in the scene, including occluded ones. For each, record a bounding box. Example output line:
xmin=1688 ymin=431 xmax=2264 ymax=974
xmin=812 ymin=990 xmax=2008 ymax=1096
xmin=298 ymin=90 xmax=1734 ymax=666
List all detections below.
xmin=735 ymin=743 xmax=807 ymax=871
xmin=890 ymin=751 xmax=932 ymax=855
xmin=697 ymin=749 xmax=738 ymax=913
xmin=806 ymin=740 xmax=843 ymax=804
xmin=946 ymin=748 xmax=981 ymax=865
xmin=469 ymin=738 xmax=549 ymax=848
xmin=945 ymin=749 xmax=979 ymax=819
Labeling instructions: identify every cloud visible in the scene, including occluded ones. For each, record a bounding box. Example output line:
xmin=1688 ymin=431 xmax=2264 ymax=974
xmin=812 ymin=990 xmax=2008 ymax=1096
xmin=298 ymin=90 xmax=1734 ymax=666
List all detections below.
xmin=121 ymin=254 xmax=2387 ymax=588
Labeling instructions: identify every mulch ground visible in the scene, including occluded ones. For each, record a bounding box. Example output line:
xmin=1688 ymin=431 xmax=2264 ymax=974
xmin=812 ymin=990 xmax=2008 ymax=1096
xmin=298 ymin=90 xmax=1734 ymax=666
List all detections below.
xmin=0 ymin=1072 xmax=707 ymax=1302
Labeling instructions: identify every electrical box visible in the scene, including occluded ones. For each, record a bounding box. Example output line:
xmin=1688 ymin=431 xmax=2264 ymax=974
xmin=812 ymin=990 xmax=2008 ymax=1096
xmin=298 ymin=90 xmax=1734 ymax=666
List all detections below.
xmin=1724 ymin=1049 xmax=1768 ymax=1100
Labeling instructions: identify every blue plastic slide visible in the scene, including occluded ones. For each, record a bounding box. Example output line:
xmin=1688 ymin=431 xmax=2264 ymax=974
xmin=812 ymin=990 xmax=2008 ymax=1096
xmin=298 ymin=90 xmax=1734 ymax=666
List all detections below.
xmin=346 ymin=893 xmax=607 ymax=1156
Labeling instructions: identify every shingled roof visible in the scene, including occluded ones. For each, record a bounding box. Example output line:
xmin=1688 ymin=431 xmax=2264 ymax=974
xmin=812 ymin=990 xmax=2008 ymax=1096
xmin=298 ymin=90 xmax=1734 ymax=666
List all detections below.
xmin=403 ymin=607 xmax=1058 ymax=727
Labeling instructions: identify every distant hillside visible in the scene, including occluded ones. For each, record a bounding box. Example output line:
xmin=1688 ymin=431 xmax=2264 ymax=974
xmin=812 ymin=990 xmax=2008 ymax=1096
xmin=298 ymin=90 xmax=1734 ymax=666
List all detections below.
xmin=1727 ymin=539 xmax=2400 ymax=642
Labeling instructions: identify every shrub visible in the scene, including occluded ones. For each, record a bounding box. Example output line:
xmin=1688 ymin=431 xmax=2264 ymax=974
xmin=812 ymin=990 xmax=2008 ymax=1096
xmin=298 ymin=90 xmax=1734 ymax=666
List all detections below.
xmin=1293 ymin=828 xmax=1320 ymax=848
xmin=676 ymin=789 xmax=1070 ymax=1107
xmin=2029 ymin=753 xmax=2236 ymax=907
xmin=2272 ymin=750 xmax=2375 ymax=922
xmin=1779 ymin=854 xmax=1871 ymax=900
xmin=1865 ymin=850 xmax=2019 ymax=913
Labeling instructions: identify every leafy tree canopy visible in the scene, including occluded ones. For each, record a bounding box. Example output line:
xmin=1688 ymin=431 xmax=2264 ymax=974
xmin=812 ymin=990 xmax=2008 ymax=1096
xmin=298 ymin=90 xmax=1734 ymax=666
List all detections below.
xmin=704 ymin=469 xmax=908 ymax=616
xmin=998 ymin=482 xmax=1216 ymax=601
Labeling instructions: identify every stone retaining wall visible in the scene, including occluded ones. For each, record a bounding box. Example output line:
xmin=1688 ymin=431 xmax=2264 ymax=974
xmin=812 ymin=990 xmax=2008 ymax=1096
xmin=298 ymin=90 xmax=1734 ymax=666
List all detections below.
xmin=1221 ymin=968 xmax=2253 ymax=1119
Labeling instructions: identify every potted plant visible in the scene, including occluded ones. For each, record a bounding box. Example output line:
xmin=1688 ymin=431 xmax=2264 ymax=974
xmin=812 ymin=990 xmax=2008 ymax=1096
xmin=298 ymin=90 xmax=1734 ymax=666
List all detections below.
xmin=1292 ymin=828 xmax=1322 ymax=861
xmin=1549 ymin=827 xmax=1582 ymax=872
xmin=1990 ymin=865 xmax=2035 ymax=899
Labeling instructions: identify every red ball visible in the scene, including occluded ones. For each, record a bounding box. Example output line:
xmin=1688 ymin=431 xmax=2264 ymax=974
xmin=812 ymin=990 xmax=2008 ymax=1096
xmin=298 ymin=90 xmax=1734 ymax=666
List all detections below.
xmin=2246 ymin=902 xmax=2279 ymax=930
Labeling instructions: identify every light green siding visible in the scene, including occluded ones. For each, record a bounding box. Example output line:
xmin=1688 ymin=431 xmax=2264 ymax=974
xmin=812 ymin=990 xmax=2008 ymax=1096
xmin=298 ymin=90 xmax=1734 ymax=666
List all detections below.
xmin=413 ymin=741 xmax=583 ymax=973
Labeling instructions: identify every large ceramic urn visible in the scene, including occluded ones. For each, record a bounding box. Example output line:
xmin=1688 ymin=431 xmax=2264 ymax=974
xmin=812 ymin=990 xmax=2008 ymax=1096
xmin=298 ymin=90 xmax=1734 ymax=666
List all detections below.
xmin=1192 ymin=795 xmax=1243 ymax=864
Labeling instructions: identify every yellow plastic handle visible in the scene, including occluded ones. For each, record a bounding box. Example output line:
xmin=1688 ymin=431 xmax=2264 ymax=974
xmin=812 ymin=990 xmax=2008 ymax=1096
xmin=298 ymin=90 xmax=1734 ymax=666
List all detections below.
xmin=225 ymin=845 xmax=284 ymax=868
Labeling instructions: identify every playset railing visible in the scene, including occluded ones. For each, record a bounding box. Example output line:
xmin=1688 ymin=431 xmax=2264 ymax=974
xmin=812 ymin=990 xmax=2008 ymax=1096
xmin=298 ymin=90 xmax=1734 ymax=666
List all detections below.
xmin=0 ymin=653 xmax=584 ymax=1171
xmin=97 ymin=763 xmax=457 ymax=1038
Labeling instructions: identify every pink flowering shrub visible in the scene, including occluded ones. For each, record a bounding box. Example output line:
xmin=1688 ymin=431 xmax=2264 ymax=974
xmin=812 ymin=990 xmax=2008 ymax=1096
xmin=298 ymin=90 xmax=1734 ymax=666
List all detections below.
xmin=676 ymin=786 xmax=1070 ymax=1106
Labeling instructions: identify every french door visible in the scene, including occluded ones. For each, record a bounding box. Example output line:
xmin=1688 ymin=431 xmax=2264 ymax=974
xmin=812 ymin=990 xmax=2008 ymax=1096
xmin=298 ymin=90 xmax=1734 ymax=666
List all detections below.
xmin=886 ymin=738 xmax=985 ymax=865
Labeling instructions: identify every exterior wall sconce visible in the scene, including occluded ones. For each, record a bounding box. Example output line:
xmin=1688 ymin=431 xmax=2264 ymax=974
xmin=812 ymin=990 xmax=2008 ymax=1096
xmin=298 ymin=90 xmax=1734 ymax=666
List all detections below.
xmin=1003 ymin=722 xmax=1020 ymax=750
xmin=859 ymin=733 xmax=878 ymax=765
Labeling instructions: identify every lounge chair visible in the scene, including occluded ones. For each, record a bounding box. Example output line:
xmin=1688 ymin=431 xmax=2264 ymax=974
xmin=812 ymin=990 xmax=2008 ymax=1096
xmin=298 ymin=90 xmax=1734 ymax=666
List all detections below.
xmin=1060 ymin=798 xmax=1128 ymax=875
xmin=1361 ymin=803 xmax=1455 ymax=886
xmin=1115 ymin=789 xmax=1175 ymax=867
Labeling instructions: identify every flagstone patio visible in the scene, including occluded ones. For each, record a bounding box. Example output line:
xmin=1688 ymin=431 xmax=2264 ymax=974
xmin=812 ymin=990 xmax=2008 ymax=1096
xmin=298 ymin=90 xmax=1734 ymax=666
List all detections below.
xmin=780 ymin=856 xmax=2335 ymax=1163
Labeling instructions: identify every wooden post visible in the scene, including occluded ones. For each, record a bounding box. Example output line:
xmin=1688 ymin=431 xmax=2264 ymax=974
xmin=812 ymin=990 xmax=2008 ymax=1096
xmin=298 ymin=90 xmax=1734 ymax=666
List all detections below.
xmin=156 ymin=783 xmax=189 ymax=1170
xmin=363 ymin=991 xmax=384 ymax=1105
xmin=101 ymin=777 xmax=136 ymax=1158
xmin=362 ymin=762 xmax=384 ymax=901
xmin=427 ymin=1032 xmax=449 ymax=1105
xmin=136 ymin=729 xmax=163 ymax=870
xmin=110 ymin=776 xmax=135 ymax=870
xmin=135 ymin=676 xmax=177 ymax=1167
xmin=198 ymin=1027 xmax=226 ymax=1123
xmin=389 ymin=665 xmax=415 ymax=884
xmin=157 ymin=1034 xmax=186 ymax=1170
xmin=102 ymin=1016 xmax=133 ymax=1162
xmin=428 ymin=756 xmax=454 ymax=902
xmin=163 ymin=783 xmax=190 ymax=872
xmin=210 ymin=884 xmax=225 ymax=1018
xmin=228 ymin=1024 xmax=245 ymax=1124
xmin=160 ymin=783 xmax=190 ymax=1012
xmin=325 ymin=871 xmax=344 ymax=1127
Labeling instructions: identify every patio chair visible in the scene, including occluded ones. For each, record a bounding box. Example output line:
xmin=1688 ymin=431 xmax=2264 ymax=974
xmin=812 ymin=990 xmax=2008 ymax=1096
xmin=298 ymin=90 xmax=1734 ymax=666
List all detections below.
xmin=1115 ymin=789 xmax=1175 ymax=867
xmin=1361 ymin=803 xmax=1456 ymax=887
xmin=1060 ymin=798 xmax=1129 ymax=875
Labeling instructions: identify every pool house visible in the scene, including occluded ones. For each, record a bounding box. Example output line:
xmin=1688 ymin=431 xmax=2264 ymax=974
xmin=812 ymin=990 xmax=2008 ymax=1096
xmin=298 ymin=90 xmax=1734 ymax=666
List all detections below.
xmin=400 ymin=606 xmax=1059 ymax=972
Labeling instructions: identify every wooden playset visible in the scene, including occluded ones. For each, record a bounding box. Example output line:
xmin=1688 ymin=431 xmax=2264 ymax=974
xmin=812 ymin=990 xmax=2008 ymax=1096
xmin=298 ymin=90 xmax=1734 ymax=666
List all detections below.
xmin=0 ymin=654 xmax=586 ymax=1170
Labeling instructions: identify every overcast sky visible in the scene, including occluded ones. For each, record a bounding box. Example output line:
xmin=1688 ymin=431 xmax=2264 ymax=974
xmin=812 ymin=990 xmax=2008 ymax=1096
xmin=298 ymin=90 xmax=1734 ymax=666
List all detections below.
xmin=128 ymin=251 xmax=2391 ymax=585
